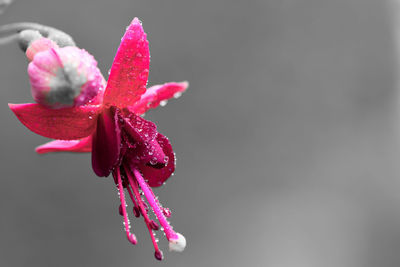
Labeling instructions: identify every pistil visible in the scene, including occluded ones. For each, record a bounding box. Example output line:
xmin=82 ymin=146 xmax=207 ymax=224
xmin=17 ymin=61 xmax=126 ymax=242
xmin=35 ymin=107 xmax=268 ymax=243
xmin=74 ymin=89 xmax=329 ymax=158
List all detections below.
xmin=131 ymin=168 xmax=177 ymax=240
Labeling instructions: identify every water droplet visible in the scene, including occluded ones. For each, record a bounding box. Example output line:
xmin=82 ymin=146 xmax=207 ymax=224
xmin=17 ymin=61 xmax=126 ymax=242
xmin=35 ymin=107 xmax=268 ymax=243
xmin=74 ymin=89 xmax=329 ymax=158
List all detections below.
xmin=174 ymin=92 xmax=182 ymax=99
xmin=160 ymin=100 xmax=168 ymax=107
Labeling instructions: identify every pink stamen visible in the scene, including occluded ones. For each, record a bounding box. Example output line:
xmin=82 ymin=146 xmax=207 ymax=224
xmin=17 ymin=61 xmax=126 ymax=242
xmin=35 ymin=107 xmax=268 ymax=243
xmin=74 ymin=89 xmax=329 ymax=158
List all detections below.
xmin=126 ymin=186 xmax=141 ymax=218
xmin=124 ymin=165 xmax=163 ymax=260
xmin=115 ymin=168 xmax=137 ymax=245
xmin=132 ymin=167 xmax=178 ymax=241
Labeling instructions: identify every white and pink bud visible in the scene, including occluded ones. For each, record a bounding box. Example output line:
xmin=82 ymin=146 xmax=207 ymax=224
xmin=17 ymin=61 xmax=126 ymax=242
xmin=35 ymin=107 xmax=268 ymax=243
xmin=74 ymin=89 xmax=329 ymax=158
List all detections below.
xmin=25 ymin=37 xmax=59 ymax=61
xmin=28 ymin=46 xmax=105 ymax=108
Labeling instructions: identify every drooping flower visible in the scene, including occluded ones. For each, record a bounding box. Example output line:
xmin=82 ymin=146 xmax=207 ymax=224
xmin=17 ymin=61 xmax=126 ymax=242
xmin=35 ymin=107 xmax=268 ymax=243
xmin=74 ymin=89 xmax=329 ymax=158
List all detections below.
xmin=9 ymin=18 xmax=188 ymax=260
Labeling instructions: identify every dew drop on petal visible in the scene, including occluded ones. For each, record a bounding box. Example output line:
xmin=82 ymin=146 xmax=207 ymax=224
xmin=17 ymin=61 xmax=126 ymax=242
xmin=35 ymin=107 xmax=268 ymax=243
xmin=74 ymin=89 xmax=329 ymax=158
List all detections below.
xmin=174 ymin=92 xmax=182 ymax=99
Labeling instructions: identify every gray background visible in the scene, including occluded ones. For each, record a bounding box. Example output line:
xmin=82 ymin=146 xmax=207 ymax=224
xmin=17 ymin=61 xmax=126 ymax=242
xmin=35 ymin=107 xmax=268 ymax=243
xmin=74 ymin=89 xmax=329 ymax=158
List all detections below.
xmin=1 ymin=0 xmax=400 ymax=266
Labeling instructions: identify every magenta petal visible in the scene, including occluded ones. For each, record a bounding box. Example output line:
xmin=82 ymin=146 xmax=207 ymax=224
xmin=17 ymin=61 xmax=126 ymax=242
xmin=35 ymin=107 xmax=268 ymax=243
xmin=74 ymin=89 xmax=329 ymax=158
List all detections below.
xmin=103 ymin=18 xmax=150 ymax=108
xmin=127 ymin=138 xmax=166 ymax=168
xmin=36 ymin=135 xmax=92 ymax=154
xmin=122 ymin=113 xmax=157 ymax=143
xmin=92 ymin=107 xmax=121 ymax=177
xmin=130 ymin=81 xmax=189 ymax=115
xmin=138 ymin=133 xmax=175 ymax=187
xmin=9 ymin=103 xmax=100 ymax=140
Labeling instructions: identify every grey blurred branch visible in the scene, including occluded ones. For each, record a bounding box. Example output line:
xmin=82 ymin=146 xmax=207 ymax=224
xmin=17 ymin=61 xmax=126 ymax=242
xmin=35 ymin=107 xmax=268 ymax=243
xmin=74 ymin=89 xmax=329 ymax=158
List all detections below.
xmin=0 ymin=22 xmax=76 ymax=47
xmin=0 ymin=0 xmax=14 ymax=14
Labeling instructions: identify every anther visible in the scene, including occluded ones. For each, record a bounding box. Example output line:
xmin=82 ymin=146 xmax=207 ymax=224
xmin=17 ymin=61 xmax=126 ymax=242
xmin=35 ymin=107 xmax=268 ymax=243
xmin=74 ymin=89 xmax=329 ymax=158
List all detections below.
xmin=150 ymin=220 xmax=159 ymax=230
xmin=128 ymin=233 xmax=137 ymax=245
xmin=133 ymin=206 xmax=141 ymax=217
xmin=154 ymin=250 xmax=164 ymax=261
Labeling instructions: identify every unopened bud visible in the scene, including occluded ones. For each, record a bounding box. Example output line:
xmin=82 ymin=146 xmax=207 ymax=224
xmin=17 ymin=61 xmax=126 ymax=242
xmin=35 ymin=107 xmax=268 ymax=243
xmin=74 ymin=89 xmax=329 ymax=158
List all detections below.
xmin=28 ymin=47 xmax=105 ymax=108
xmin=25 ymin=37 xmax=59 ymax=61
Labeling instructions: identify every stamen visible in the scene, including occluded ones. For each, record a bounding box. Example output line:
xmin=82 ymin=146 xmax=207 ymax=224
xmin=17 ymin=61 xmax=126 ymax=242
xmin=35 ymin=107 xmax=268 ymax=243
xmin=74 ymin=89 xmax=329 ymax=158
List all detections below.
xmin=114 ymin=168 xmax=137 ymax=245
xmin=124 ymin=165 xmax=163 ymax=260
xmin=126 ymin=186 xmax=140 ymax=218
xmin=131 ymin=168 xmax=185 ymax=252
xmin=132 ymin=168 xmax=176 ymax=239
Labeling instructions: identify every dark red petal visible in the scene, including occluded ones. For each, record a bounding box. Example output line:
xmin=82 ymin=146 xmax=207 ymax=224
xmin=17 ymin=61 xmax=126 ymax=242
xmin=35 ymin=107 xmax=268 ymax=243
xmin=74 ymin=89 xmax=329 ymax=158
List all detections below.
xmin=126 ymin=138 xmax=166 ymax=167
xmin=91 ymin=107 xmax=121 ymax=177
xmin=35 ymin=135 xmax=92 ymax=154
xmin=138 ymin=133 xmax=175 ymax=187
xmin=103 ymin=18 xmax=150 ymax=108
xmin=122 ymin=113 xmax=157 ymax=143
xmin=9 ymin=103 xmax=100 ymax=140
xmin=130 ymin=81 xmax=189 ymax=115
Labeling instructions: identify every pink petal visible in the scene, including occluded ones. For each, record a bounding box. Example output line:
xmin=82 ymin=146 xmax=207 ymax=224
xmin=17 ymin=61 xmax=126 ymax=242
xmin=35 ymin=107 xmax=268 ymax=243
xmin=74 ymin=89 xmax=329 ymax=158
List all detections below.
xmin=9 ymin=103 xmax=100 ymax=140
xmin=92 ymin=107 xmax=121 ymax=177
xmin=103 ymin=18 xmax=150 ymax=108
xmin=138 ymin=133 xmax=175 ymax=187
xmin=130 ymin=82 xmax=189 ymax=115
xmin=35 ymin=136 xmax=92 ymax=154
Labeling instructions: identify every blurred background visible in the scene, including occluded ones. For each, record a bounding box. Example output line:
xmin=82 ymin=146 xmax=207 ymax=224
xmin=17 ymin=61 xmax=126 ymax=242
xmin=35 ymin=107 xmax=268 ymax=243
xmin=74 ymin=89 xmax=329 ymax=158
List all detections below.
xmin=1 ymin=0 xmax=400 ymax=266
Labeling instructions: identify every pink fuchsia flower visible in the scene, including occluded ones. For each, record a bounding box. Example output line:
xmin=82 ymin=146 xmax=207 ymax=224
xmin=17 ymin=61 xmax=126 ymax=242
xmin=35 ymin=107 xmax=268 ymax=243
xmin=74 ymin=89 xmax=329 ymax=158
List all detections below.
xmin=9 ymin=18 xmax=188 ymax=260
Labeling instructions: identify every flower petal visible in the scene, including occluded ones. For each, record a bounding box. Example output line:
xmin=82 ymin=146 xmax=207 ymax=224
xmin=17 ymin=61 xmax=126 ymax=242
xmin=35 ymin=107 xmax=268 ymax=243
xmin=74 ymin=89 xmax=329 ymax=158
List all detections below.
xmin=35 ymin=135 xmax=92 ymax=154
xmin=130 ymin=82 xmax=189 ymax=115
xmin=103 ymin=18 xmax=150 ymax=108
xmin=126 ymin=138 xmax=166 ymax=168
xmin=138 ymin=133 xmax=175 ymax=187
xmin=9 ymin=103 xmax=100 ymax=140
xmin=91 ymin=107 xmax=121 ymax=177
xmin=122 ymin=113 xmax=157 ymax=143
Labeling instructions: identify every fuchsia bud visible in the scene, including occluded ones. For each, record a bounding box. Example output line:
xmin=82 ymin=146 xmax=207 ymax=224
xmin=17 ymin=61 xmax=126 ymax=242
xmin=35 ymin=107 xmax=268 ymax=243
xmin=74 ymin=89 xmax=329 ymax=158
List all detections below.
xmin=28 ymin=46 xmax=105 ymax=108
xmin=25 ymin=37 xmax=58 ymax=61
